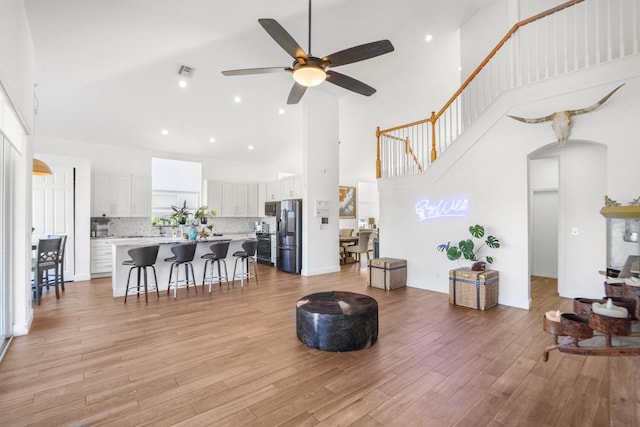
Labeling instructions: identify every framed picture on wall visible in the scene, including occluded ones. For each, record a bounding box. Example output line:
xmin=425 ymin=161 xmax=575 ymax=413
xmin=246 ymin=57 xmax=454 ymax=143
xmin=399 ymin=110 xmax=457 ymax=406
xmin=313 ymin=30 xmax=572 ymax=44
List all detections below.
xmin=339 ymin=186 xmax=357 ymax=219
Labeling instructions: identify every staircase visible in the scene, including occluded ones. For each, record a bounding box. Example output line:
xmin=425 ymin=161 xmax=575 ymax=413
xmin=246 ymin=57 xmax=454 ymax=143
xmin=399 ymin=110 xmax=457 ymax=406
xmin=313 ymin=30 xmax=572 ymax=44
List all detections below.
xmin=376 ymin=0 xmax=639 ymax=179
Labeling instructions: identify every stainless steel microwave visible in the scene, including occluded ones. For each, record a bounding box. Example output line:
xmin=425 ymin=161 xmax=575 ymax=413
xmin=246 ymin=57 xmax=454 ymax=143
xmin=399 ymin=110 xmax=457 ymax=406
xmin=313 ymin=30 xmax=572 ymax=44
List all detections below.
xmin=265 ymin=201 xmax=280 ymax=216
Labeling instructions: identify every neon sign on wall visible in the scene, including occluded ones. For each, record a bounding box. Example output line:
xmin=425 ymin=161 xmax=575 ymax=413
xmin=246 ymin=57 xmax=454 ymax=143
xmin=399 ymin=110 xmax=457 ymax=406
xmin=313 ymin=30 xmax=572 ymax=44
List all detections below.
xmin=414 ymin=197 xmax=470 ymax=221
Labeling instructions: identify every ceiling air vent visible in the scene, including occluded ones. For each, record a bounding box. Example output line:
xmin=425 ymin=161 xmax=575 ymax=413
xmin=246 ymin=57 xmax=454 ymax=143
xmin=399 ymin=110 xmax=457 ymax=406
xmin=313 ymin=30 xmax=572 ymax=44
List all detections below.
xmin=178 ymin=65 xmax=195 ymax=77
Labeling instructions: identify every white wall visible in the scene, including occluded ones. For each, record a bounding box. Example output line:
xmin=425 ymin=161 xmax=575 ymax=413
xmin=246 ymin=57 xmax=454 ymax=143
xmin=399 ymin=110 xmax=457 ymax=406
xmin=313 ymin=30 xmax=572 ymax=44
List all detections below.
xmin=0 ymin=0 xmax=34 ymax=336
xmin=379 ymin=58 xmax=640 ymax=309
xmin=0 ymin=0 xmax=34 ymax=133
xmin=302 ymin=90 xmax=340 ymax=276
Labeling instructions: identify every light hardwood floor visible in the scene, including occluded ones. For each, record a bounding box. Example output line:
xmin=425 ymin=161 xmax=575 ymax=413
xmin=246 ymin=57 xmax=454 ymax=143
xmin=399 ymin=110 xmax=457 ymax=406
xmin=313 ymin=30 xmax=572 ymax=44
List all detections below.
xmin=1 ymin=266 xmax=638 ymax=426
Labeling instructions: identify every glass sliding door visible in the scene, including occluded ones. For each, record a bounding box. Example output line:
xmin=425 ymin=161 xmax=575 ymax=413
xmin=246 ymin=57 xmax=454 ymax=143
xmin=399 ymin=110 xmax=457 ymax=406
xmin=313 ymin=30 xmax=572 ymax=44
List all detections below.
xmin=0 ymin=135 xmax=12 ymax=360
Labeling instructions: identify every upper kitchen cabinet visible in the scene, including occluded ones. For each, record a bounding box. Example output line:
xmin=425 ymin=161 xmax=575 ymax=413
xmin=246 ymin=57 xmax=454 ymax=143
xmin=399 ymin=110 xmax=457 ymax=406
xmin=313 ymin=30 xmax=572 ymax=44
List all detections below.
xmin=93 ymin=173 xmax=151 ymax=217
xmin=131 ymin=176 xmax=151 ymax=217
xmin=247 ymin=183 xmax=259 ymax=217
xmin=92 ymin=172 xmax=132 ymax=217
xmin=281 ymin=175 xmax=302 ymax=200
xmin=222 ymin=182 xmax=248 ymax=216
xmin=202 ymin=180 xmax=223 ymax=215
xmin=265 ymin=180 xmax=281 ymax=202
xmin=207 ymin=181 xmax=259 ymax=217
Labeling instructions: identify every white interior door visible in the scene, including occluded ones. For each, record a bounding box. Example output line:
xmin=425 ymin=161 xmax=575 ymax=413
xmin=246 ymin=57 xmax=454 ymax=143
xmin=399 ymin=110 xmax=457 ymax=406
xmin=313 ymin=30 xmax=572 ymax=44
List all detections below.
xmin=32 ymin=166 xmax=75 ymax=281
xmin=532 ymin=190 xmax=559 ymax=278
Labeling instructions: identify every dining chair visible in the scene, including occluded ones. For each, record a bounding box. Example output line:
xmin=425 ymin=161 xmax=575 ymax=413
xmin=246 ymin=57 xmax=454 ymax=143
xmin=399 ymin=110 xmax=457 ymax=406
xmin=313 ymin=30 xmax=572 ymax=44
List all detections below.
xmin=32 ymin=237 xmax=63 ymax=304
xmin=345 ymin=230 xmax=374 ymax=265
xmin=48 ymin=234 xmax=67 ymax=292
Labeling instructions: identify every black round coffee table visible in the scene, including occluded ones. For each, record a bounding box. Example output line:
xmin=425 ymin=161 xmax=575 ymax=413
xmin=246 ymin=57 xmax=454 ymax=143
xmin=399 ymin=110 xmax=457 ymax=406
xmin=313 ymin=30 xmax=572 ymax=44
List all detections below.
xmin=296 ymin=291 xmax=378 ymax=352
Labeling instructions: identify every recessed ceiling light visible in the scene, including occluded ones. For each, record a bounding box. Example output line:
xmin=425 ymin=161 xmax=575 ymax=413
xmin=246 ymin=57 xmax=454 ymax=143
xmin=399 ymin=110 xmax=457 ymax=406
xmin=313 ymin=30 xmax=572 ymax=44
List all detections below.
xmin=234 ymin=95 xmax=242 ymax=103
xmin=209 ymin=137 xmax=216 ymax=143
xmin=425 ymin=34 xmax=434 ymax=42
xmin=278 ymin=108 xmax=285 ymax=115
xmin=161 ymin=129 xmax=169 ymax=135
xmin=248 ymin=145 xmax=254 ymax=150
xmin=178 ymin=79 xmax=188 ymax=88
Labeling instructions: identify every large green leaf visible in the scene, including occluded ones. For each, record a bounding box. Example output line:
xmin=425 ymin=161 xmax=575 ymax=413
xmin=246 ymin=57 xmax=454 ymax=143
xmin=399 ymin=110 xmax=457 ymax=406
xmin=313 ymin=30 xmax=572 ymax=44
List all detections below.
xmin=459 ymin=239 xmax=475 ymax=260
xmin=486 ymin=235 xmax=500 ymax=248
xmin=446 ymin=246 xmax=462 ymax=260
xmin=468 ymin=224 xmax=485 ymax=239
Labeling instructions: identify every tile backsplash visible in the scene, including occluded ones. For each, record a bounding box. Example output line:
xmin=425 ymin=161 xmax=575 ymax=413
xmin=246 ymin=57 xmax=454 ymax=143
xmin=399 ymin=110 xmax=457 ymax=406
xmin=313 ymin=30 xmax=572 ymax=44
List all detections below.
xmin=92 ymin=216 xmax=270 ymax=237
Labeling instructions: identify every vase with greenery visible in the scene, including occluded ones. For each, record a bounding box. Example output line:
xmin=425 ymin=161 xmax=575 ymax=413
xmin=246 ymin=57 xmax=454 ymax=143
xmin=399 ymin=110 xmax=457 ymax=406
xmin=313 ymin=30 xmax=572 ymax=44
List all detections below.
xmin=437 ymin=224 xmax=501 ymax=271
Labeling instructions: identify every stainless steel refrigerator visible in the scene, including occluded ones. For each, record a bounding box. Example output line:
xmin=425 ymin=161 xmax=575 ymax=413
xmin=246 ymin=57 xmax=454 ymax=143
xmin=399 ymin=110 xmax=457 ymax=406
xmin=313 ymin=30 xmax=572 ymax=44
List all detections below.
xmin=277 ymin=199 xmax=302 ymax=274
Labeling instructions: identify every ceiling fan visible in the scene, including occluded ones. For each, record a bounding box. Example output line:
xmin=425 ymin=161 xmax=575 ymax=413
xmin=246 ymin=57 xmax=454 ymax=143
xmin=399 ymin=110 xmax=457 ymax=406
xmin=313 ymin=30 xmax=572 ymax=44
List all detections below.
xmin=221 ymin=0 xmax=394 ymax=104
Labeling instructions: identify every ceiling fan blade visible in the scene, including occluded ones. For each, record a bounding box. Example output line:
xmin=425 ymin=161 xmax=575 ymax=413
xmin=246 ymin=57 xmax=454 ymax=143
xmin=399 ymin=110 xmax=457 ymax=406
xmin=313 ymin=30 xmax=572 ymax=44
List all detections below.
xmin=323 ymin=40 xmax=394 ymax=67
xmin=287 ymin=83 xmax=307 ymax=104
xmin=325 ymin=70 xmax=376 ymax=96
xmin=221 ymin=67 xmax=289 ymax=76
xmin=259 ymin=18 xmax=306 ymax=60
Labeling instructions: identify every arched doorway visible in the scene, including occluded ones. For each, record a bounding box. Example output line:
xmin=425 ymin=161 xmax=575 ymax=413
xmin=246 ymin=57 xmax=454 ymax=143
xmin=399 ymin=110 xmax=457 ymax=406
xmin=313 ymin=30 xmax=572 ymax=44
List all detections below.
xmin=528 ymin=141 xmax=607 ymax=302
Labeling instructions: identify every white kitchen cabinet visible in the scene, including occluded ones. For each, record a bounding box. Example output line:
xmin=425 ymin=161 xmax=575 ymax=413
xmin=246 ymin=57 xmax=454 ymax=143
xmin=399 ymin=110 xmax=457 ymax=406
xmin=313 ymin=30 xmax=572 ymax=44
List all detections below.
xmin=258 ymin=182 xmax=267 ymax=216
xmin=202 ymin=180 xmax=223 ymax=215
xmin=234 ymin=183 xmax=248 ymax=216
xmin=131 ymin=176 xmax=151 ymax=217
xmin=221 ymin=182 xmax=235 ymax=216
xmin=247 ymin=183 xmax=259 ymax=217
xmin=92 ymin=172 xmax=132 ymax=217
xmin=281 ymin=175 xmax=302 ymax=200
xmin=266 ymin=180 xmax=281 ymax=201
xmin=91 ymin=239 xmax=113 ymax=276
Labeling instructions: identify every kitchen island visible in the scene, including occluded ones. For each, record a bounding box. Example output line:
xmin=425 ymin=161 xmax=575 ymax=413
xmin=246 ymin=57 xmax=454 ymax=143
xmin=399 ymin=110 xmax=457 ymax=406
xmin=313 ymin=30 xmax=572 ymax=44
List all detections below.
xmin=110 ymin=234 xmax=255 ymax=298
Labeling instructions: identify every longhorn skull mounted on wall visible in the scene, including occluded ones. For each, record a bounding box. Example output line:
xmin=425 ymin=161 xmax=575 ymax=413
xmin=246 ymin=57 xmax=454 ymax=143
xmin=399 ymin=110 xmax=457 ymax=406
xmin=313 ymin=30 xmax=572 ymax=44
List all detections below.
xmin=507 ymin=83 xmax=625 ymax=146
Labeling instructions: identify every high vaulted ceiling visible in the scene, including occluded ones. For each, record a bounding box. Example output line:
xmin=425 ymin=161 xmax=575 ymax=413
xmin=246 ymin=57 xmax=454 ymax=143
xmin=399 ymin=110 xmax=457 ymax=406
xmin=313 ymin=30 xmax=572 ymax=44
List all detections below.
xmin=25 ymin=0 xmax=496 ymax=168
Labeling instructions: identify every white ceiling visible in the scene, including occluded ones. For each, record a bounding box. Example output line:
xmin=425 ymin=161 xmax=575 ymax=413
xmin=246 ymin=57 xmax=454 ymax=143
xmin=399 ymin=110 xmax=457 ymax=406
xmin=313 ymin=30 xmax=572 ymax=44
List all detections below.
xmin=24 ymin=0 xmax=496 ymax=167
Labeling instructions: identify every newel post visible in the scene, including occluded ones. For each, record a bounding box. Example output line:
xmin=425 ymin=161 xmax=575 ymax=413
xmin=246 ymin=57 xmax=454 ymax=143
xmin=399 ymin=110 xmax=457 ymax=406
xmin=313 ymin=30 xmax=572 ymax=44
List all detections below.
xmin=429 ymin=111 xmax=438 ymax=163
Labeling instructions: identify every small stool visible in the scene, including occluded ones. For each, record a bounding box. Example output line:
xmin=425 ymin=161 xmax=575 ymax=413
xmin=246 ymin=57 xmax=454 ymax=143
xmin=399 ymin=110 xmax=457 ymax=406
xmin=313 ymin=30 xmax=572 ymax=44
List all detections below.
xmin=232 ymin=239 xmax=259 ymax=288
xmin=165 ymin=243 xmax=197 ymax=298
xmin=201 ymin=240 xmax=231 ymax=292
xmin=123 ymin=245 xmax=160 ymax=303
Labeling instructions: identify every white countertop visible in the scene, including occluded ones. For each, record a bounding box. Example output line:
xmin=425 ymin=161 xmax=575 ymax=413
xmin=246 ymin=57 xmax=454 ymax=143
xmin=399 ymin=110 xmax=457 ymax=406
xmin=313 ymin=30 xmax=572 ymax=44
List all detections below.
xmin=107 ymin=233 xmax=256 ymax=247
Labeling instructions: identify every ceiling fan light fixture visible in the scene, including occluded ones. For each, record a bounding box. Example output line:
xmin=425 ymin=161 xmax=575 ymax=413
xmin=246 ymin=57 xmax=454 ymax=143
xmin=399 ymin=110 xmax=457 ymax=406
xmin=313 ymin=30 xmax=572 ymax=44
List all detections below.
xmin=293 ymin=66 xmax=326 ymax=87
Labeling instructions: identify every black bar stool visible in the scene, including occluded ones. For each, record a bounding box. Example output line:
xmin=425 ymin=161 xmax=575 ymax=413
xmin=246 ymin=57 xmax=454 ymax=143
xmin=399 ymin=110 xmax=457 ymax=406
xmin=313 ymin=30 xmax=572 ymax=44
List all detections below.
xmin=232 ymin=239 xmax=259 ymax=288
xmin=201 ymin=240 xmax=231 ymax=292
xmin=122 ymin=245 xmax=160 ymax=303
xmin=165 ymin=243 xmax=198 ymax=298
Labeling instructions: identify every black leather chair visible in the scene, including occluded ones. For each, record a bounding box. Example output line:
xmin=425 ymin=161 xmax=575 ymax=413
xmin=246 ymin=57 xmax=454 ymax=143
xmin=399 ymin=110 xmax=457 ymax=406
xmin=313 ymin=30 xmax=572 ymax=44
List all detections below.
xmin=201 ymin=240 xmax=231 ymax=292
xmin=32 ymin=237 xmax=62 ymax=304
xmin=232 ymin=239 xmax=259 ymax=287
xmin=122 ymin=245 xmax=160 ymax=303
xmin=165 ymin=243 xmax=198 ymax=298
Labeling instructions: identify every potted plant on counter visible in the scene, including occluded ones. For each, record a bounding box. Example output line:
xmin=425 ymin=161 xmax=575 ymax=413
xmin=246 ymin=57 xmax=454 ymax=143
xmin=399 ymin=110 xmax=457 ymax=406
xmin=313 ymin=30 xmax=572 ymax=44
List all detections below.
xmin=437 ymin=224 xmax=501 ymax=271
xmin=171 ymin=200 xmax=191 ymax=225
xmin=194 ymin=206 xmax=217 ymax=225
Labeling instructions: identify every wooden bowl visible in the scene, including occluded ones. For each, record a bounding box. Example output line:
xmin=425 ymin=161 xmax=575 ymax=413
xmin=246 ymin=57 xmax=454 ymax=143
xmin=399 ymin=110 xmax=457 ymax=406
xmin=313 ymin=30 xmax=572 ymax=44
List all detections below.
xmin=588 ymin=311 xmax=632 ymax=336
xmin=573 ymin=298 xmax=604 ymax=316
xmin=608 ymin=297 xmax=638 ymax=320
xmin=604 ymin=282 xmax=624 ymax=298
xmin=542 ymin=315 xmax=564 ymax=336
xmin=560 ymin=313 xmax=593 ymax=339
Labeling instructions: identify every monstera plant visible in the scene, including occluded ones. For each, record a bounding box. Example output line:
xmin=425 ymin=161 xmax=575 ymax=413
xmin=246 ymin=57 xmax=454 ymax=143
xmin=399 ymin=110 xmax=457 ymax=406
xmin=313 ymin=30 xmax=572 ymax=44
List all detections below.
xmin=437 ymin=224 xmax=501 ymax=271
